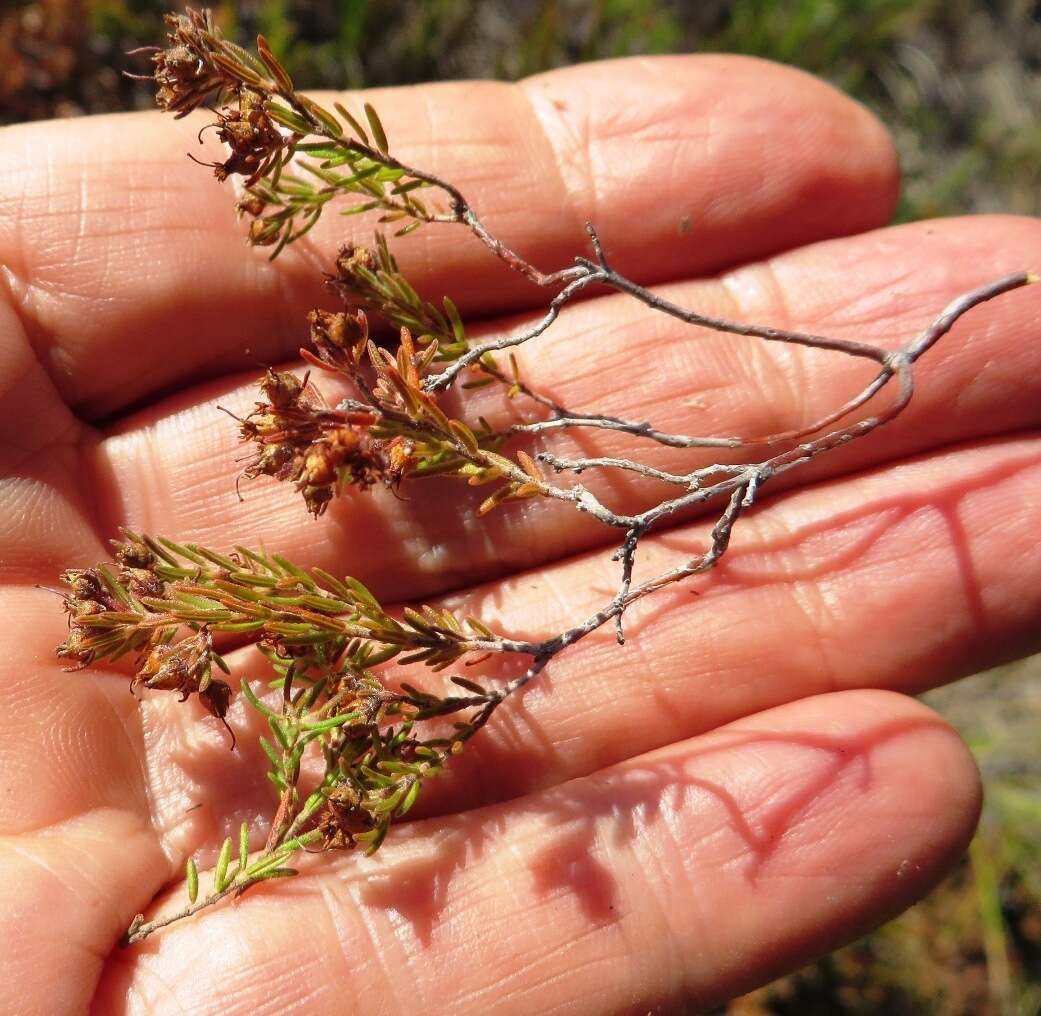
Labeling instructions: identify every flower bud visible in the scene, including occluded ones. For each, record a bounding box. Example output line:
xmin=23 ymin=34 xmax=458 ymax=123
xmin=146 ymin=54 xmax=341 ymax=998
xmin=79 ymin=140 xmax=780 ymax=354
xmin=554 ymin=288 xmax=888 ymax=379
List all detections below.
xmin=335 ymin=244 xmax=377 ymax=282
xmin=259 ymin=369 xmax=304 ymax=409
xmin=61 ymin=568 xmax=104 ymax=601
xmin=237 ymin=192 xmax=268 ymax=218
xmin=136 ymin=630 xmax=213 ymax=696
xmin=301 ymin=444 xmax=337 ymax=487
xmin=247 ymin=442 xmax=293 ymax=478
xmin=115 ymin=539 xmax=155 ymax=571
xmin=199 ymin=679 xmax=232 ymax=719
xmin=308 ymin=309 xmax=349 ymax=349
xmin=249 ymin=217 xmax=282 ymax=247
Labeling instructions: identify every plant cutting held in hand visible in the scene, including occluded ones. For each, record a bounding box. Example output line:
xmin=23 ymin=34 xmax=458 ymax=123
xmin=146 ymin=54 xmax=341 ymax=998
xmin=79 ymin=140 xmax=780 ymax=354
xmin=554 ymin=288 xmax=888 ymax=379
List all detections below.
xmin=56 ymin=8 xmax=1036 ymax=947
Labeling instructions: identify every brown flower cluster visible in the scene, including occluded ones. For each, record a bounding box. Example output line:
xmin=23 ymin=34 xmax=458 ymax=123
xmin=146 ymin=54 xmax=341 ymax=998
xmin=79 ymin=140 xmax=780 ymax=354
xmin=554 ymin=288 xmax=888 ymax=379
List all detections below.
xmin=312 ymin=680 xmax=448 ymax=854
xmin=150 ymin=10 xmax=295 ymax=191
xmin=306 ymin=303 xmax=370 ymax=370
xmin=57 ymin=539 xmax=166 ymax=665
xmin=317 ymin=784 xmax=371 ymax=850
xmin=205 ymin=87 xmax=289 ymax=187
xmin=151 ymin=9 xmax=229 ymax=117
xmin=56 ymin=536 xmax=234 ymax=734
xmin=236 ymin=362 xmax=393 ymax=517
xmin=136 ymin=629 xmax=233 ymax=734
xmin=327 ymin=243 xmax=380 ymax=302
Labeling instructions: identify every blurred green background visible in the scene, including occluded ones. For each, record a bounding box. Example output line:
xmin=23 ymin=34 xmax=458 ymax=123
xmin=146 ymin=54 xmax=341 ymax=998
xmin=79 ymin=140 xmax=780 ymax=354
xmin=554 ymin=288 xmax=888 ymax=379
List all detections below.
xmin=2 ymin=2 xmax=1039 ymax=1012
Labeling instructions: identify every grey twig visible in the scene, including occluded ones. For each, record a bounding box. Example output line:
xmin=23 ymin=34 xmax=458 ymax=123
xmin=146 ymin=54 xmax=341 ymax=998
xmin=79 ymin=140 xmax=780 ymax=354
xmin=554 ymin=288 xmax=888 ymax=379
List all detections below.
xmin=414 ymin=266 xmax=1034 ymax=728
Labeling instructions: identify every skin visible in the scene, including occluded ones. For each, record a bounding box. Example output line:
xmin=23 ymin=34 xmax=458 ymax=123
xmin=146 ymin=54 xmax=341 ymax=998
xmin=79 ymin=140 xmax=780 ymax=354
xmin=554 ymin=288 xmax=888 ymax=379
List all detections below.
xmin=0 ymin=54 xmax=1039 ymax=1015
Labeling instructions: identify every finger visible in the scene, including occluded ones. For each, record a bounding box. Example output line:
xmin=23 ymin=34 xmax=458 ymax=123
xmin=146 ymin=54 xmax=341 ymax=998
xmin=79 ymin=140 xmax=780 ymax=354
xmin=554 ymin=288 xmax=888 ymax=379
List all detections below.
xmin=0 ymin=601 xmax=172 ymax=1014
xmin=93 ymin=690 xmax=980 ymax=1015
xmin=0 ymin=288 xmax=108 ymax=582
xmin=0 ymin=281 xmax=166 ymax=1015
xmin=95 ymin=215 xmax=1041 ymax=602
xmin=115 ymin=430 xmax=1041 ymax=848
xmin=0 ymin=55 xmax=897 ymax=415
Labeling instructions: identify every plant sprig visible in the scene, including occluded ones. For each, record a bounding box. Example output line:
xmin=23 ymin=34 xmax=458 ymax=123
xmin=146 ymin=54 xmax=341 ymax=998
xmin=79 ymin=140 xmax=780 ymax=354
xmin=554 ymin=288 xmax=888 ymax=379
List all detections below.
xmin=63 ymin=8 xmax=1038 ymax=944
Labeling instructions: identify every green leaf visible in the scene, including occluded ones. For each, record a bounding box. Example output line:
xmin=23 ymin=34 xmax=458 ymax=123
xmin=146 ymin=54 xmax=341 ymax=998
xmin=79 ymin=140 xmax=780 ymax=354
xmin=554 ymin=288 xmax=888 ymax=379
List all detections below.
xmin=233 ymin=545 xmax=277 ymax=574
xmin=443 ymin=296 xmax=466 ymax=344
xmin=259 ymin=736 xmax=281 ymax=770
xmin=466 ymin=616 xmax=497 ymax=639
xmin=214 ymin=837 xmax=233 ymax=893
xmin=96 ymin=565 xmax=134 ymax=608
xmin=303 ymin=96 xmax=344 ymax=138
xmin=398 ymin=778 xmax=422 ymax=816
xmin=368 ymin=787 xmax=405 ymax=815
xmin=211 ymin=50 xmax=270 ymax=90
xmin=267 ymin=102 xmax=312 ymax=134
xmin=390 ymin=179 xmax=426 ymax=195
xmin=300 ymin=790 xmax=327 ymax=821
xmin=296 ymin=143 xmax=347 ymax=161
xmin=187 ymin=547 xmax=235 ymax=572
xmin=300 ymin=712 xmax=362 ymax=733
xmin=364 ymin=102 xmax=389 ymax=154
xmin=277 ymin=833 xmax=320 ymax=854
xmin=186 ymin=857 xmax=199 ymax=904
xmin=271 ymin=554 xmax=316 ymax=589
xmin=256 ymin=33 xmax=293 ymax=92
xmin=158 ymin=537 xmax=207 ymax=565
xmin=356 ymin=643 xmax=401 ymax=666
xmin=210 ymin=619 xmax=266 ymax=634
xmin=263 ymin=622 xmax=320 ymax=638
xmin=239 ymin=822 xmax=250 ymax=871
xmin=345 ymin=576 xmax=382 ymax=614
xmin=244 ymin=839 xmax=308 ymax=879
xmin=359 ymin=765 xmax=394 ymax=788
xmin=258 ymin=867 xmax=298 ymax=880
xmin=311 ymin=568 xmax=354 ymax=600
xmin=295 ymin=593 xmax=352 ymax=614
xmin=140 ymin=533 xmax=179 ymax=565
xmin=241 ymin=681 xmax=278 ymax=719
xmin=337 ymin=163 xmax=383 ymax=188
xmin=268 ymin=717 xmax=293 ymax=751
xmin=244 ymin=853 xmax=286 ymax=879
xmin=221 ymin=39 xmax=270 ymax=80
xmin=299 ymin=677 xmax=329 ymax=710
xmin=354 ymin=823 xmax=389 ymax=855
xmin=340 ymin=200 xmax=382 ymax=216
xmin=334 ymin=101 xmax=370 ymax=144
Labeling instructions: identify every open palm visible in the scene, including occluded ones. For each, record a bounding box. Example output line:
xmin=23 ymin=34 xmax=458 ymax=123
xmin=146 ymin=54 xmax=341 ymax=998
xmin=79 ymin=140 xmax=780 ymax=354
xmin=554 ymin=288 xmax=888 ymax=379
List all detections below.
xmin=2 ymin=55 xmax=1040 ymax=1015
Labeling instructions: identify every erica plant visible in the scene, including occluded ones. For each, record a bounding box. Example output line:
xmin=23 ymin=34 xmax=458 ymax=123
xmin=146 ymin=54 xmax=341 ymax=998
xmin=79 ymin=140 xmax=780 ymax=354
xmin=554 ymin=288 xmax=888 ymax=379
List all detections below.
xmin=57 ymin=8 xmax=1035 ymax=946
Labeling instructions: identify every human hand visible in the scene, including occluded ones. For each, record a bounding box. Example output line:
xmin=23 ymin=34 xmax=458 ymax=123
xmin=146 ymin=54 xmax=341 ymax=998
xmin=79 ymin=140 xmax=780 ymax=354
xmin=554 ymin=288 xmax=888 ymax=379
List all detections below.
xmin=2 ymin=54 xmax=1039 ymax=1014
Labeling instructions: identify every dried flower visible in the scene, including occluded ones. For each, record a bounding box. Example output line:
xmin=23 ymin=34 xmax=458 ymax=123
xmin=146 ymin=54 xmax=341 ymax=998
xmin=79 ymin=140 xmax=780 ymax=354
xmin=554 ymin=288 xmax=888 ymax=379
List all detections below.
xmin=232 ymin=368 xmax=390 ymax=515
xmin=305 ymin=308 xmax=369 ymax=375
xmin=208 ymin=88 xmax=290 ymax=185
xmin=134 ymin=628 xmax=214 ymax=699
xmin=152 ymin=10 xmax=230 ymax=117
xmin=317 ymin=785 xmax=368 ymax=850
xmin=334 ymin=243 xmax=378 ymax=284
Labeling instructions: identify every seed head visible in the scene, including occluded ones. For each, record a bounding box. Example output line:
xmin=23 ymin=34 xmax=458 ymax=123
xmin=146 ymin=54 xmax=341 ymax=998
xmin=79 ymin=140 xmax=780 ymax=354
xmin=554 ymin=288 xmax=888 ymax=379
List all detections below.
xmin=152 ymin=11 xmax=227 ymax=117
